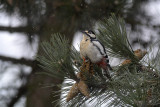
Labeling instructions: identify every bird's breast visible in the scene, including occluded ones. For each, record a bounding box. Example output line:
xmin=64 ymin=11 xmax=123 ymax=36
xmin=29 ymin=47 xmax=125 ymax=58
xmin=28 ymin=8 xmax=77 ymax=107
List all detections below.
xmin=80 ymin=40 xmax=103 ymax=63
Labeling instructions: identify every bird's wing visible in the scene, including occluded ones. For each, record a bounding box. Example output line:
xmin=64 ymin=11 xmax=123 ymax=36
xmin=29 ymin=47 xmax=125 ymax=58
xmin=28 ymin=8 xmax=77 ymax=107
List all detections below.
xmin=91 ymin=40 xmax=106 ymax=56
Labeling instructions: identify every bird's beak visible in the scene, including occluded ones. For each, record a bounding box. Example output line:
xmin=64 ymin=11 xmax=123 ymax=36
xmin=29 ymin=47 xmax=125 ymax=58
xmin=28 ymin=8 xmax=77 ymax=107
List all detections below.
xmin=82 ymin=31 xmax=86 ymax=34
xmin=82 ymin=31 xmax=88 ymax=35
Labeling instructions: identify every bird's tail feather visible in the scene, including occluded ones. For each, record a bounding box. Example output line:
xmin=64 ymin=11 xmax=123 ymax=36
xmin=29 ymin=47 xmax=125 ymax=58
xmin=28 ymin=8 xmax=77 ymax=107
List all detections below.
xmin=107 ymin=63 xmax=113 ymax=70
xmin=103 ymin=69 xmax=112 ymax=81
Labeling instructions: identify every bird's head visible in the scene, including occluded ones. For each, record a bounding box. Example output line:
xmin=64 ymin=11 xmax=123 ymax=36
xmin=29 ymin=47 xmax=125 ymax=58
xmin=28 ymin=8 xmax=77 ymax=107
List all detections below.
xmin=82 ymin=30 xmax=96 ymax=39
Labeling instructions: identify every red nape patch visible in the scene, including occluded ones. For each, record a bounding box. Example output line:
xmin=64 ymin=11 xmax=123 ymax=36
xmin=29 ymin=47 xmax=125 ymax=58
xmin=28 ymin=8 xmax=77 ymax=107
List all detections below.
xmin=96 ymin=58 xmax=107 ymax=69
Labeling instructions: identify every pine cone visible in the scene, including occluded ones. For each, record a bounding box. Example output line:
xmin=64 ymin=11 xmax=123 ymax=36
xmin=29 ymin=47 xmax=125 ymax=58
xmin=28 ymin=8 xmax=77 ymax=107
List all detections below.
xmin=120 ymin=59 xmax=131 ymax=66
xmin=78 ymin=80 xmax=90 ymax=98
xmin=80 ymin=60 xmax=94 ymax=75
xmin=66 ymin=83 xmax=79 ymax=102
xmin=76 ymin=71 xmax=86 ymax=81
xmin=134 ymin=49 xmax=147 ymax=60
xmin=76 ymin=72 xmax=81 ymax=79
xmin=121 ymin=49 xmax=147 ymax=65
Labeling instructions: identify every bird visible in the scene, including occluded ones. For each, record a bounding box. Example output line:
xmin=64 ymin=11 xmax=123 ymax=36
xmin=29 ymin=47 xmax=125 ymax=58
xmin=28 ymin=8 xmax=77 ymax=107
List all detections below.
xmin=80 ymin=30 xmax=112 ymax=80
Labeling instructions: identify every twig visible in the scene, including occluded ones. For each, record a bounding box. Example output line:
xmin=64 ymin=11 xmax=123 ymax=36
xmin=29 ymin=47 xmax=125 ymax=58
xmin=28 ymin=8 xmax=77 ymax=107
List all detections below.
xmin=0 ymin=55 xmax=36 ymax=66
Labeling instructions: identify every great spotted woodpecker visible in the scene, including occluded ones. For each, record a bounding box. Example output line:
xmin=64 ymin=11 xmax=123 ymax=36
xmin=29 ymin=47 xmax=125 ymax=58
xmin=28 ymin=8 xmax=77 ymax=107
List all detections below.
xmin=80 ymin=30 xmax=112 ymax=80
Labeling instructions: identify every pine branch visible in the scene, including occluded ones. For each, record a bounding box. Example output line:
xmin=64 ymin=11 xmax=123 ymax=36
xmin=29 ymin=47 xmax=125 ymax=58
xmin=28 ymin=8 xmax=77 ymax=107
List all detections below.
xmin=0 ymin=55 xmax=35 ymax=66
xmin=97 ymin=14 xmax=136 ymax=61
xmin=37 ymin=15 xmax=160 ymax=107
xmin=37 ymin=34 xmax=78 ymax=81
xmin=0 ymin=26 xmax=39 ymax=34
xmin=7 ymin=85 xmax=27 ymax=107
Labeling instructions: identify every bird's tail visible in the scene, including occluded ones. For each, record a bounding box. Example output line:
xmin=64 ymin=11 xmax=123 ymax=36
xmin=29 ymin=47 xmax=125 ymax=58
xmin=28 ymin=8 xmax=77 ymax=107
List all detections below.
xmin=107 ymin=63 xmax=113 ymax=70
xmin=105 ymin=63 xmax=112 ymax=80
xmin=103 ymin=69 xmax=112 ymax=81
xmin=98 ymin=57 xmax=112 ymax=80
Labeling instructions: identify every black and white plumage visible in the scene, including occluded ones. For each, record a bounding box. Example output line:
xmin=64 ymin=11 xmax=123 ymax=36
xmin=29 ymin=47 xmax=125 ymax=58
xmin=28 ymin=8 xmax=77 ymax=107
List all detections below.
xmin=80 ymin=30 xmax=112 ymax=79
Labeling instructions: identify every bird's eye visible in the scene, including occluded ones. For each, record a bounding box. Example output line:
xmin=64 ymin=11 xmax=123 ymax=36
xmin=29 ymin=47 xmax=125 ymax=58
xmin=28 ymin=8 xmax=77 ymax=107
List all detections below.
xmin=88 ymin=31 xmax=92 ymax=34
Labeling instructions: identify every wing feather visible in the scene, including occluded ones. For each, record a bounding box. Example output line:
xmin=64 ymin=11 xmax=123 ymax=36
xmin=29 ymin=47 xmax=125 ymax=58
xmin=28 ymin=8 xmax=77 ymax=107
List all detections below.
xmin=91 ymin=40 xmax=106 ymax=56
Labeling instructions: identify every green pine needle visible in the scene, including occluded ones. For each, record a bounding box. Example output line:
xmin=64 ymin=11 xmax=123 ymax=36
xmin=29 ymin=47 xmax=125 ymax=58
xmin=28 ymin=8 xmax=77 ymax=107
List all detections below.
xmin=36 ymin=15 xmax=160 ymax=107
xmin=37 ymin=33 xmax=78 ymax=80
xmin=97 ymin=14 xmax=136 ymax=61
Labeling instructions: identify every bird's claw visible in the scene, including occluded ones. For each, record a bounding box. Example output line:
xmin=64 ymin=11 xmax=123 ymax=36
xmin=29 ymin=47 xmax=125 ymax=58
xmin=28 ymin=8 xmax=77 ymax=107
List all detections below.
xmin=85 ymin=59 xmax=89 ymax=63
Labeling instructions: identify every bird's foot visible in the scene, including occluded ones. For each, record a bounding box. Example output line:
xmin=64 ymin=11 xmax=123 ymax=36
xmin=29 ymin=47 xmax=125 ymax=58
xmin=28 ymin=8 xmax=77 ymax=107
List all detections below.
xmin=82 ymin=57 xmax=89 ymax=65
xmin=85 ymin=59 xmax=89 ymax=63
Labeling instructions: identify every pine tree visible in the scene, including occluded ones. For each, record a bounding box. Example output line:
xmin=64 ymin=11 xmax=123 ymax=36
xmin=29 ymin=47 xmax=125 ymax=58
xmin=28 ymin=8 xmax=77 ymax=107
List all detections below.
xmin=37 ymin=14 xmax=160 ymax=107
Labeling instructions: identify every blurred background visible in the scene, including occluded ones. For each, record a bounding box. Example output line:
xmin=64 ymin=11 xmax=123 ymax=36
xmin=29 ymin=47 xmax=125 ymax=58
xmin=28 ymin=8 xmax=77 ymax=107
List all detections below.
xmin=0 ymin=0 xmax=160 ymax=107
